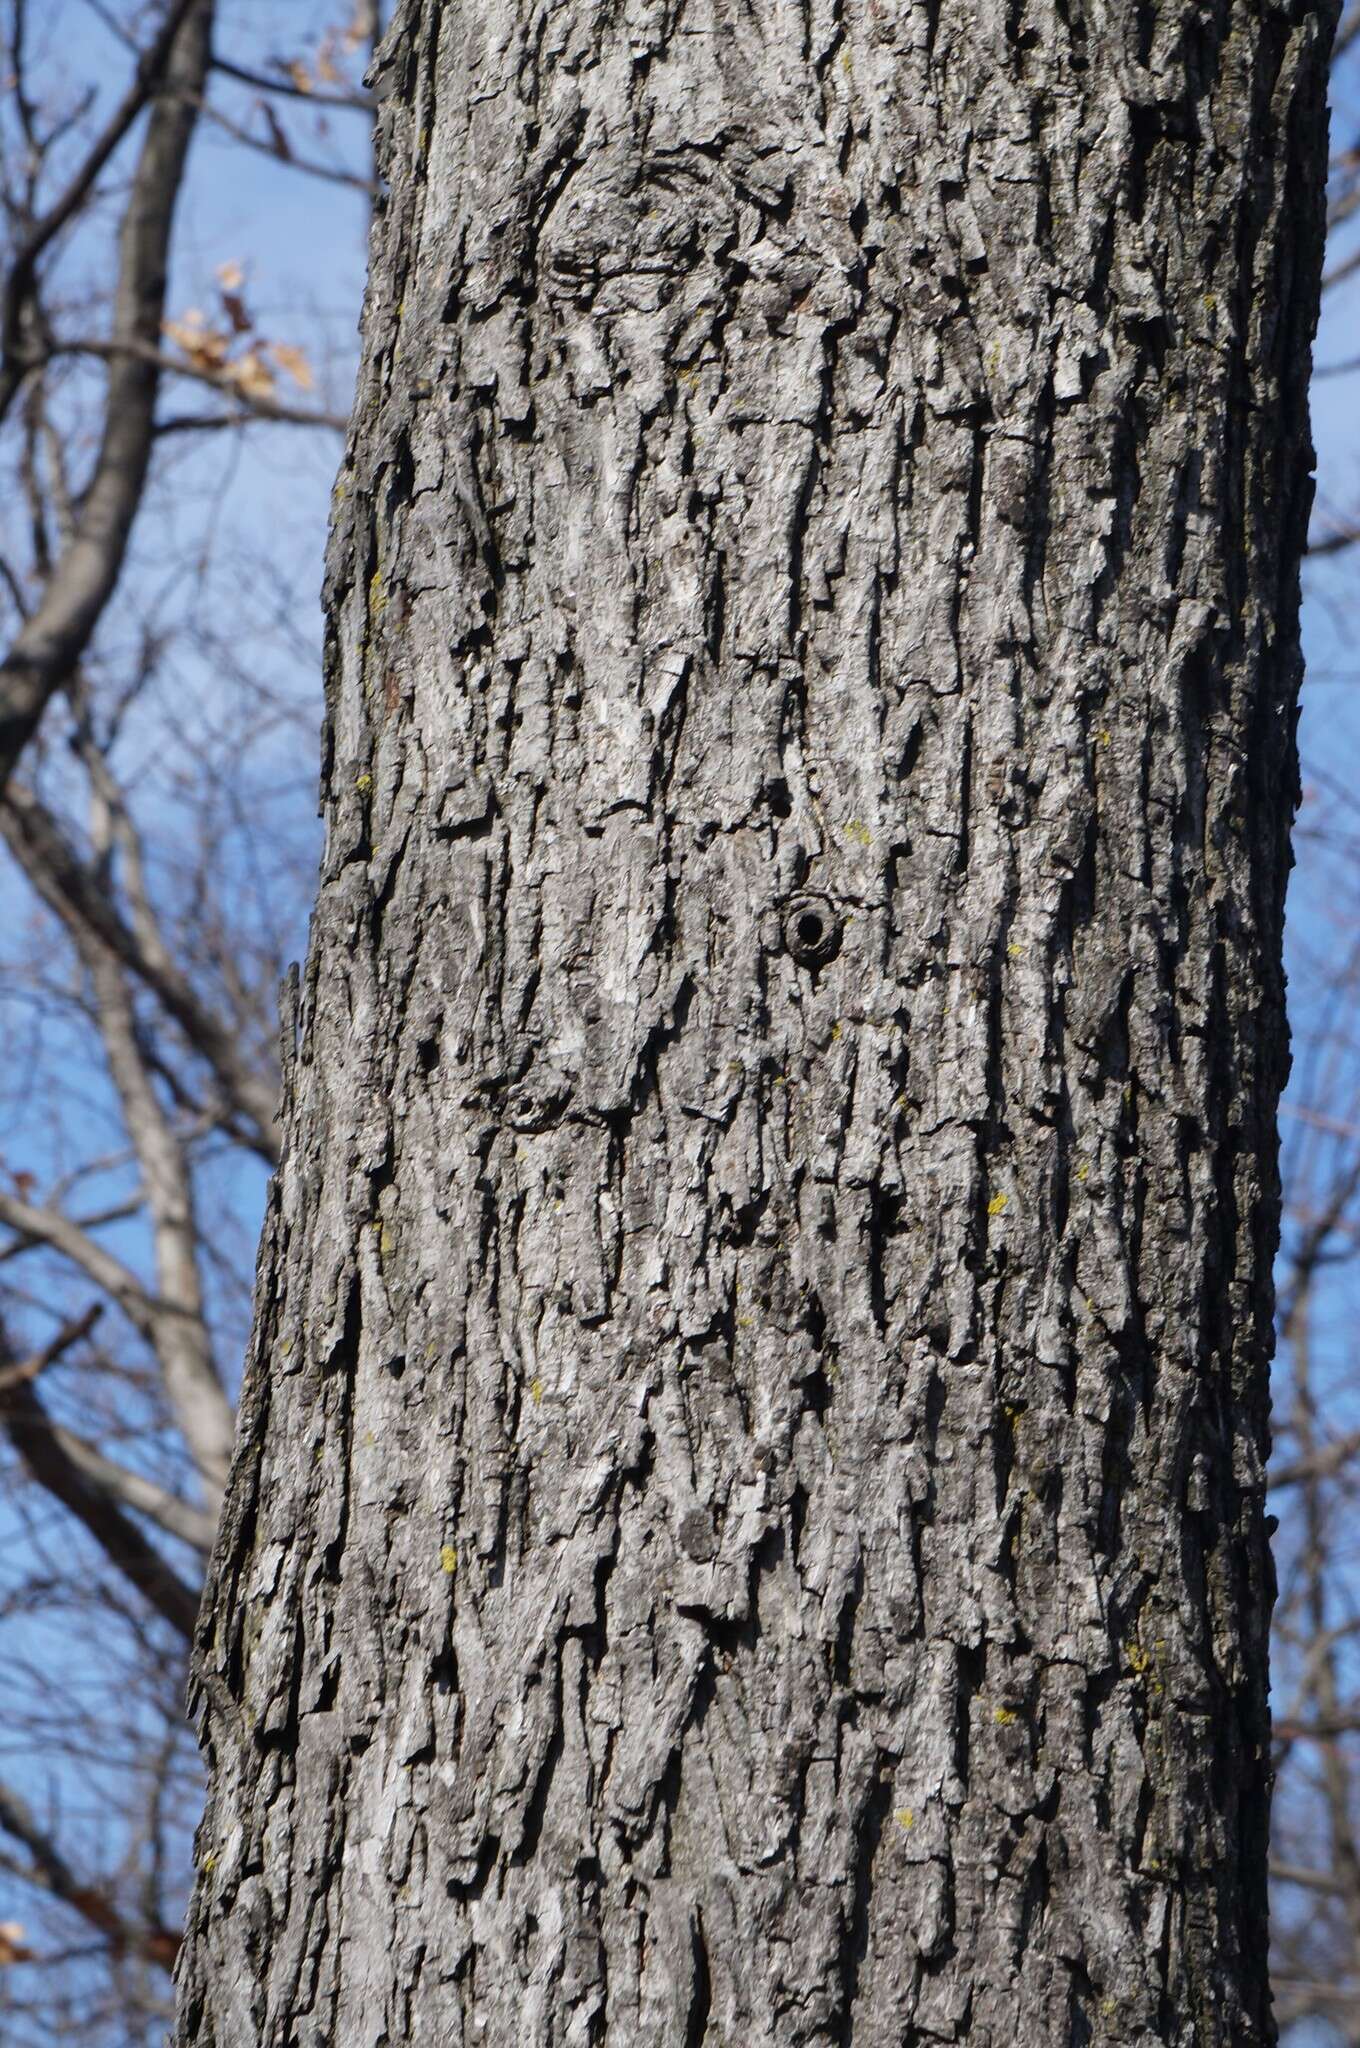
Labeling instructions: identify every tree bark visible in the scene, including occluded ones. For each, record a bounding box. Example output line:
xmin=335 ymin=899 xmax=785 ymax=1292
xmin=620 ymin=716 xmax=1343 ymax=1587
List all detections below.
xmin=177 ymin=1 xmax=1335 ymax=2041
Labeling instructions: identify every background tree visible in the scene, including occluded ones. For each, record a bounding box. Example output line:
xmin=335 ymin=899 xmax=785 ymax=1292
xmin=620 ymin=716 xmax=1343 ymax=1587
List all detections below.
xmin=0 ymin=5 xmax=377 ymax=2044
xmin=172 ymin=3 xmax=1337 ymax=2045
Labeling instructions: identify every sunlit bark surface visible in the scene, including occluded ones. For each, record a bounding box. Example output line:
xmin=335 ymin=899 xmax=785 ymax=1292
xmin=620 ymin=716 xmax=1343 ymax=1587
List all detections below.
xmin=178 ymin=0 xmax=1334 ymax=2040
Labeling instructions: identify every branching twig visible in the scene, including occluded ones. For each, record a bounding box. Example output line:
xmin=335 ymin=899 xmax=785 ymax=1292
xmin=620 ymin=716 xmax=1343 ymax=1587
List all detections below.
xmin=0 ymin=0 xmax=215 ymax=789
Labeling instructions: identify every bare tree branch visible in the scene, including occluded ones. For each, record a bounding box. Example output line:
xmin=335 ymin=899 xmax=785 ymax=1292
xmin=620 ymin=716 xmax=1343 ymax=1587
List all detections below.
xmin=0 ymin=1188 xmax=234 ymax=1497
xmin=1322 ymin=236 xmax=1360 ymax=295
xmin=79 ymin=932 xmax=235 ymax=1490
xmin=0 ymin=0 xmax=214 ymax=789
xmin=0 ymin=1777 xmax=182 ymax=1970
xmin=0 ymin=1361 xmax=200 ymax=1640
xmin=0 ymin=0 xmax=202 ymax=419
xmin=1307 ymin=521 xmax=1360 ymax=558
xmin=44 ymin=334 xmax=350 ymax=432
xmin=1 ymin=779 xmax=281 ymax=1160
xmin=0 ymin=1301 xmax=99 ymax=1393
xmin=210 ymin=50 xmax=372 ymax=111
xmin=194 ymin=93 xmax=378 ymax=195
xmin=20 ymin=1414 xmax=216 ymax=1551
xmin=0 ymin=1303 xmax=214 ymax=1547
xmin=1271 ymin=1861 xmax=1352 ymax=1895
xmin=1272 ymin=1427 xmax=1360 ymax=1490
xmin=0 ymin=1186 xmax=156 ymax=1318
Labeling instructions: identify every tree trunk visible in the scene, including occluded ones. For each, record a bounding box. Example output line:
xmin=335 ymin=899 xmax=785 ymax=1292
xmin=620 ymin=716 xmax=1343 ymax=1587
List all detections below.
xmin=176 ymin=2 xmax=1334 ymax=2041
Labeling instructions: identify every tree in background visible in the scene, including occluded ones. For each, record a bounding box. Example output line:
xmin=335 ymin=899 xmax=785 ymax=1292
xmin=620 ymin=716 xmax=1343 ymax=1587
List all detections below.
xmin=172 ymin=2 xmax=1336 ymax=2043
xmin=0 ymin=5 xmax=376 ymax=2044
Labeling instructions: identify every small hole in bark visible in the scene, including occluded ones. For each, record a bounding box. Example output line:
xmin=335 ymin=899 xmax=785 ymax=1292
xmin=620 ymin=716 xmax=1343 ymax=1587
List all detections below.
xmin=782 ymin=892 xmax=843 ymax=968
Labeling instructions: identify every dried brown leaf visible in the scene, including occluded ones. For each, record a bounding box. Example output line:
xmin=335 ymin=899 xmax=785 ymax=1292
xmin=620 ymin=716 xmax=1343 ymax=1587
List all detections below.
xmin=163 ymin=311 xmax=230 ymax=371
xmin=225 ymin=349 xmax=277 ymax=401
xmin=0 ymin=1923 xmax=33 ymax=1965
xmin=269 ymin=342 xmax=314 ymax=391
xmin=343 ymin=0 xmax=376 ymax=52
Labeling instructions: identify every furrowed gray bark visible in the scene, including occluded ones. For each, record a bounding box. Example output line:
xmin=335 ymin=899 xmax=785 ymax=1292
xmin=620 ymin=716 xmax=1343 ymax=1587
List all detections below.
xmin=178 ymin=0 xmax=1335 ymax=2041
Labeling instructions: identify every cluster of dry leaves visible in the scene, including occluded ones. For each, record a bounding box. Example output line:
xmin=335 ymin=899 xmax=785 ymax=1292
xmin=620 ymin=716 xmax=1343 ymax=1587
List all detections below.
xmin=0 ymin=1924 xmax=31 ymax=1966
xmin=281 ymin=6 xmax=372 ymax=95
xmin=163 ymin=262 xmax=313 ymax=403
